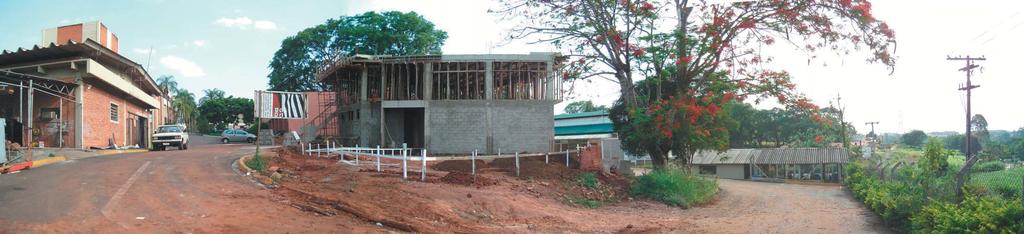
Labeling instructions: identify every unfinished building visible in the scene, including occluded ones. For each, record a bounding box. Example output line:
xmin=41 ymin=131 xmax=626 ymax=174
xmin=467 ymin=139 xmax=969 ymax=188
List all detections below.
xmin=316 ymin=53 xmax=563 ymax=154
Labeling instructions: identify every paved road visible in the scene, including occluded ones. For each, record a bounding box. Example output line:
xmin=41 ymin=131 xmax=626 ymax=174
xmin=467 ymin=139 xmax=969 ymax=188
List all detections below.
xmin=0 ymin=139 xmax=344 ymax=233
xmin=681 ymin=179 xmax=892 ymax=233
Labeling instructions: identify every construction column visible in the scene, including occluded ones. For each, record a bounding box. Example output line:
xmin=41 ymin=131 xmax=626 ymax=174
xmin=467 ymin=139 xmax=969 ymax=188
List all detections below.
xmin=484 ymin=61 xmax=494 ymax=154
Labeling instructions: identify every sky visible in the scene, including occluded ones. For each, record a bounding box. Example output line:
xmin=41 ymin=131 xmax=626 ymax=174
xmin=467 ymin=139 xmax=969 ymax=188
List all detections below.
xmin=0 ymin=0 xmax=1022 ymax=133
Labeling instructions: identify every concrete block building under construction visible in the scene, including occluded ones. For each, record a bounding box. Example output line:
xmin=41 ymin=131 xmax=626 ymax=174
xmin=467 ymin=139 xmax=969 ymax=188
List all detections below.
xmin=316 ymin=53 xmax=563 ymax=154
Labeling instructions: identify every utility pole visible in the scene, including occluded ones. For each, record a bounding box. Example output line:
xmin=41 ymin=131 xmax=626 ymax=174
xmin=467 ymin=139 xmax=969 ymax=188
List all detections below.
xmin=948 ymin=55 xmax=985 ymax=202
xmin=865 ymin=121 xmax=879 ymax=158
xmin=865 ymin=121 xmax=879 ymax=139
xmin=831 ymin=94 xmax=849 ymax=149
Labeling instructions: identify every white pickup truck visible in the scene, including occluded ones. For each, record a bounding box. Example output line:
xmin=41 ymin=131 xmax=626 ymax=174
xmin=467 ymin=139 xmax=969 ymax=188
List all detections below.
xmin=152 ymin=124 xmax=189 ymax=151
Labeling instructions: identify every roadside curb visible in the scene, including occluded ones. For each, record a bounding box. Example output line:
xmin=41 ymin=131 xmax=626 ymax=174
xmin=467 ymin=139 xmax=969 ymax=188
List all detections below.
xmin=32 ymin=156 xmax=68 ymax=168
xmin=97 ymin=149 xmax=148 ymax=156
xmin=236 ymin=153 xmax=276 ymax=187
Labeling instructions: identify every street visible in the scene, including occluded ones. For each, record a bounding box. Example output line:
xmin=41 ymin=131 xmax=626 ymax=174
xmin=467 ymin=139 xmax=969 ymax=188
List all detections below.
xmin=0 ymin=135 xmax=369 ymax=233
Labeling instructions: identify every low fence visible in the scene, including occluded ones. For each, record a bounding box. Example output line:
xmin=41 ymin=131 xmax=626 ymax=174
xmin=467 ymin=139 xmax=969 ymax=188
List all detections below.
xmin=300 ymin=142 xmax=591 ymax=181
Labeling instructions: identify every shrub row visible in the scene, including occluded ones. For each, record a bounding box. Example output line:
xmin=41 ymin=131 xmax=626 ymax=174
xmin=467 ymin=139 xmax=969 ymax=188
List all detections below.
xmin=630 ymin=167 xmax=718 ymax=207
xmin=846 ymin=159 xmax=1024 ymax=233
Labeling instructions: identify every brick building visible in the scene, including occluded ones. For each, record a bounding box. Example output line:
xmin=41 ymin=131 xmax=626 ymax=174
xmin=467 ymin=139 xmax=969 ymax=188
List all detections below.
xmin=267 ymin=91 xmax=337 ymax=141
xmin=0 ymin=21 xmax=166 ymax=149
xmin=316 ymin=53 xmax=563 ymax=154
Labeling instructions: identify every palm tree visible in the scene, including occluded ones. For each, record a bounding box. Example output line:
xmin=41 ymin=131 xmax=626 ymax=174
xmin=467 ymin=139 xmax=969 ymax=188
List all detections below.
xmin=172 ymin=90 xmax=198 ymax=131
xmin=199 ymin=88 xmax=226 ymax=106
xmin=155 ymin=75 xmax=178 ymax=96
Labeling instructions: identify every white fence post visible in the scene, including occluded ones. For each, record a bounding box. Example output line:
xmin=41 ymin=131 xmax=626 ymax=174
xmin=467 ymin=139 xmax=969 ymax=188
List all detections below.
xmin=471 ymin=150 xmax=477 ymax=175
xmin=565 ymin=149 xmax=570 ymax=167
xmin=545 ymin=152 xmax=549 ymax=164
xmin=515 ymin=152 xmax=520 ymax=177
xmin=316 ymin=144 xmax=321 ymax=157
xmin=402 ymin=147 xmax=408 ymax=179
xmin=376 ymin=145 xmax=381 ymax=172
xmin=421 ymin=150 xmax=427 ymax=181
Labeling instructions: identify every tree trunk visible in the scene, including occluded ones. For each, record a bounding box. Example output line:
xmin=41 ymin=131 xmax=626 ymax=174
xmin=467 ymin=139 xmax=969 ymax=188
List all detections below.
xmin=648 ymin=145 xmax=666 ymax=168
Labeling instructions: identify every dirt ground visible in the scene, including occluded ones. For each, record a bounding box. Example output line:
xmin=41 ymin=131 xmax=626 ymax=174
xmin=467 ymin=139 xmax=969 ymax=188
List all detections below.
xmin=262 ymin=148 xmax=891 ymax=233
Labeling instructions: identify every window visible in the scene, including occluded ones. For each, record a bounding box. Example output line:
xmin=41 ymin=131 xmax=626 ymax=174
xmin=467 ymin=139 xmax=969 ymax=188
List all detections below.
xmin=110 ymin=103 xmax=119 ymax=123
xmin=699 ymin=166 xmax=717 ymax=175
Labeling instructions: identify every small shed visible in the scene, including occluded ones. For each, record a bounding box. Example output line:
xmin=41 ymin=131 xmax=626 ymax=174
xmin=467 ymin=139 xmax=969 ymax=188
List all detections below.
xmin=690 ymin=149 xmax=758 ymax=179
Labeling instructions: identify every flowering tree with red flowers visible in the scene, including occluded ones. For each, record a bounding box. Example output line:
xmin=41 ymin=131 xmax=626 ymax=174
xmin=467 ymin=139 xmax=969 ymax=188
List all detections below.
xmin=495 ymin=0 xmax=895 ymax=167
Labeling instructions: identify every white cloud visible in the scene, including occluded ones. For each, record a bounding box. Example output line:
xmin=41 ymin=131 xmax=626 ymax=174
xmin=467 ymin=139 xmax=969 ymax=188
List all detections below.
xmin=193 ymin=40 xmax=208 ymax=47
xmin=253 ymin=20 xmax=277 ymax=30
xmin=214 ymin=16 xmax=276 ymax=30
xmin=214 ymin=17 xmax=252 ymax=28
xmin=160 ymin=55 xmax=205 ymax=78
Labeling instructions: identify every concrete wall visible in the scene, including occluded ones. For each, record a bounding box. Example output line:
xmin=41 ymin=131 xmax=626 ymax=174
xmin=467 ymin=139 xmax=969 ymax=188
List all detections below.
xmin=427 ymin=100 xmax=553 ymax=154
xmin=490 ymin=100 xmax=553 ymax=153
xmin=427 ymin=100 xmax=489 ymax=154
xmin=716 ymin=165 xmax=747 ymax=180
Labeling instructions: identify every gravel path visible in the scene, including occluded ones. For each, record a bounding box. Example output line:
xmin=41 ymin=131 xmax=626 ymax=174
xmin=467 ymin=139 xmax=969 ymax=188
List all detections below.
xmin=679 ymin=179 xmax=892 ymax=233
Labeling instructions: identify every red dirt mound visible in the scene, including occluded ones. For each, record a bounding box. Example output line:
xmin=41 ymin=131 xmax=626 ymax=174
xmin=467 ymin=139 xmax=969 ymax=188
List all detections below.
xmin=440 ymin=171 xmax=498 ymax=187
xmin=431 ymin=160 xmax=488 ymax=173
xmin=491 ymin=157 xmax=581 ymax=180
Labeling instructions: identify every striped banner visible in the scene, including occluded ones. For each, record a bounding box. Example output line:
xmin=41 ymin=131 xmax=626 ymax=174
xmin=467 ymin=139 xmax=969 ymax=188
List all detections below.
xmin=255 ymin=91 xmax=307 ymax=119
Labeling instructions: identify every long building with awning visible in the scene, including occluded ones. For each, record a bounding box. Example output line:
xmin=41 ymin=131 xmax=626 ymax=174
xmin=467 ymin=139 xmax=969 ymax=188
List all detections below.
xmin=0 ymin=21 xmax=170 ymax=153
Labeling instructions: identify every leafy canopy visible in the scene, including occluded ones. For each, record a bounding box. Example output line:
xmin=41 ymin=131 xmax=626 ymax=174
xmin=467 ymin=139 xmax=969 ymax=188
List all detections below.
xmin=497 ymin=0 xmax=896 ymax=166
xmin=564 ymin=100 xmax=609 ymax=113
xmin=268 ymin=11 xmax=448 ymax=91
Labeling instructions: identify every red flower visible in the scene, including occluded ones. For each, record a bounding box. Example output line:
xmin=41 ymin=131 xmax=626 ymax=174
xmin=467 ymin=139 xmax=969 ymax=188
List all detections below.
xmin=815 ymin=134 xmax=825 ymax=144
xmin=631 ymin=47 xmax=646 ymax=57
xmin=738 ymin=19 xmax=756 ymax=29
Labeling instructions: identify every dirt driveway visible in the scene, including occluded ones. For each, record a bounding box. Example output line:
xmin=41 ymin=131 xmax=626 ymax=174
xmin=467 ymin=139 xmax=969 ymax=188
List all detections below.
xmin=678 ymin=179 xmax=891 ymax=233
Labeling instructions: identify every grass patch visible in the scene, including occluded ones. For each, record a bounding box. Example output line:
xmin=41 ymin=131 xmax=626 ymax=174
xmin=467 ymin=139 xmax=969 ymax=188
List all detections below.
xmin=576 ymin=172 xmax=600 ymax=189
xmin=631 ymin=167 xmax=718 ymax=207
xmin=246 ymin=153 xmax=267 ymax=172
xmin=971 ymin=161 xmax=1006 ymax=173
xmin=570 ymin=197 xmax=602 ymax=208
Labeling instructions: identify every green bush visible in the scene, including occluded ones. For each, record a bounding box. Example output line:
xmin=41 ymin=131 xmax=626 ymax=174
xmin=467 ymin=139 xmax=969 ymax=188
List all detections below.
xmin=911 ymin=196 xmax=1024 ymax=233
xmin=971 ymin=161 xmax=1006 ymax=173
xmin=246 ymin=154 xmax=267 ymax=172
xmin=576 ymin=172 xmax=600 ymax=189
xmin=631 ymin=168 xmax=718 ymax=207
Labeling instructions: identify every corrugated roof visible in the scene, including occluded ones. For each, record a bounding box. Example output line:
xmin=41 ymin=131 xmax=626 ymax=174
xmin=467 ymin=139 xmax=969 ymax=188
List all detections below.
xmin=691 ymin=149 xmax=760 ymax=164
xmin=554 ymin=111 xmax=608 ymax=120
xmin=554 ymin=123 xmax=613 ymax=136
xmin=690 ymin=148 xmax=849 ymax=165
xmin=754 ymin=148 xmax=848 ymax=164
xmin=0 ymin=39 xmax=162 ymax=96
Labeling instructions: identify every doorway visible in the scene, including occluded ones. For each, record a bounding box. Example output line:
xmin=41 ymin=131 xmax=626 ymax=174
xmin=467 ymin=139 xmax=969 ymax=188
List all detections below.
xmin=383 ymin=108 xmax=424 ymax=148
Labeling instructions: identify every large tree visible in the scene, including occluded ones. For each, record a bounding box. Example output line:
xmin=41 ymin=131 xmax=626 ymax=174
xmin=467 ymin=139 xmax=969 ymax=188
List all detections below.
xmin=564 ymin=100 xmax=609 ymax=113
xmin=496 ymin=0 xmax=896 ymax=167
xmin=198 ymin=96 xmax=254 ymax=129
xmin=268 ymin=11 xmax=448 ymax=91
xmin=901 ymin=130 xmax=927 ymax=148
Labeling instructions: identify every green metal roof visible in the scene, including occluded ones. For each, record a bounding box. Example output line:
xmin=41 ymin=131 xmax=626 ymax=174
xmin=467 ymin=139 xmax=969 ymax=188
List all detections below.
xmin=555 ymin=123 xmax=614 ymax=136
xmin=553 ymin=110 xmax=609 ymax=120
